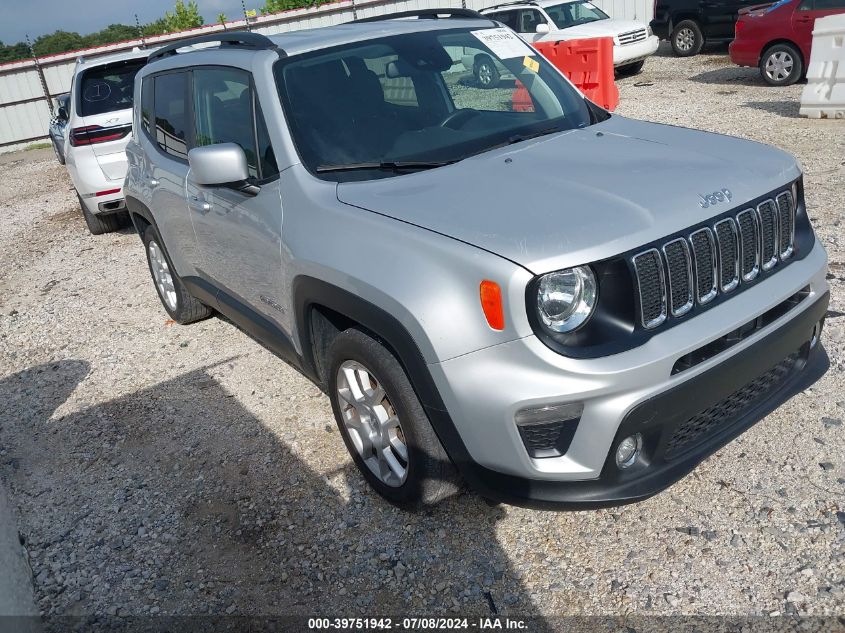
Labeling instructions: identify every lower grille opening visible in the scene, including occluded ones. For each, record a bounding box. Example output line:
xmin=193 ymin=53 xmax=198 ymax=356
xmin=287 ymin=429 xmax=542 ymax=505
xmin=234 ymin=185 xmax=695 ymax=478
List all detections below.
xmin=518 ymin=419 xmax=579 ymax=459
xmin=665 ymin=351 xmax=801 ymax=460
xmin=671 ymin=286 xmax=810 ymax=375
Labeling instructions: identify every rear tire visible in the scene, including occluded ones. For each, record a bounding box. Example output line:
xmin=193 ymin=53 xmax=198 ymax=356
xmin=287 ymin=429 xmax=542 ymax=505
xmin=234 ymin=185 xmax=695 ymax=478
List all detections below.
xmin=327 ymin=329 xmax=459 ymax=508
xmin=475 ymin=55 xmax=500 ymax=89
xmin=79 ymin=194 xmax=122 ymax=235
xmin=616 ymin=60 xmax=646 ymax=76
xmin=671 ymin=20 xmax=704 ymax=57
xmin=141 ymin=224 xmax=212 ymax=324
xmin=759 ymin=43 xmax=803 ymax=86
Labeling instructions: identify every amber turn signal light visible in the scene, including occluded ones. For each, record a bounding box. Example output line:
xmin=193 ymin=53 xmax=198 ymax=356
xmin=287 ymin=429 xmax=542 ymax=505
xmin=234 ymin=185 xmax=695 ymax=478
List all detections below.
xmin=480 ymin=280 xmax=505 ymax=331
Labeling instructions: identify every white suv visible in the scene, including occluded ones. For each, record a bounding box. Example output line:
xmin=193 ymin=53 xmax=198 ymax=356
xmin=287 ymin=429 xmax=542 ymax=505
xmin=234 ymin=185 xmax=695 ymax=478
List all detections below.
xmin=481 ymin=0 xmax=659 ymax=75
xmin=58 ymin=48 xmax=151 ymax=234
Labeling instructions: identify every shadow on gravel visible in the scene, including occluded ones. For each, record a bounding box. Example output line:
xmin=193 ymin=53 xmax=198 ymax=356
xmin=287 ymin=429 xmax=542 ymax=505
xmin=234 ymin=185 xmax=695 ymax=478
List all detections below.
xmin=741 ymin=100 xmax=802 ymax=118
xmin=0 ymin=361 xmax=553 ymax=631
xmin=690 ymin=67 xmax=762 ymax=86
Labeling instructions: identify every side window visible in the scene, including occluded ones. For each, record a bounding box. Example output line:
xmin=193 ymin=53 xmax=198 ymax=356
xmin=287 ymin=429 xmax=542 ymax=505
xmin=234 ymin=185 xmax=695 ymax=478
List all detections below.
xmin=490 ymin=10 xmax=520 ymax=29
xmin=813 ymin=0 xmax=844 ymax=8
xmin=153 ymin=72 xmax=189 ymax=160
xmin=255 ymin=103 xmax=279 ymax=180
xmin=141 ymin=76 xmax=153 ymax=136
xmin=193 ymin=68 xmax=259 ymax=178
xmin=517 ymin=9 xmax=547 ymax=33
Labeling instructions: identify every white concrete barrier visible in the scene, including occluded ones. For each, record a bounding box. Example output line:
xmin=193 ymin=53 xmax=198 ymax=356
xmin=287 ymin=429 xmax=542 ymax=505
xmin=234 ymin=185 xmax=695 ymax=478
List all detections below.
xmin=799 ymin=13 xmax=845 ymax=119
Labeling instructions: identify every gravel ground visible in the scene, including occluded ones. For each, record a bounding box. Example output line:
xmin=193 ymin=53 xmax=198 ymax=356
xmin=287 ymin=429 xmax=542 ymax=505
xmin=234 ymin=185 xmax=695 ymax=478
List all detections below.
xmin=0 ymin=44 xmax=843 ymax=628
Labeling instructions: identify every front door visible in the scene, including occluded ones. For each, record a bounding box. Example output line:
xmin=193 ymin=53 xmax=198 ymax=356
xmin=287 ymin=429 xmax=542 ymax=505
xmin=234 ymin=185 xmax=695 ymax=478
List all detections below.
xmin=185 ymin=66 xmax=286 ymax=328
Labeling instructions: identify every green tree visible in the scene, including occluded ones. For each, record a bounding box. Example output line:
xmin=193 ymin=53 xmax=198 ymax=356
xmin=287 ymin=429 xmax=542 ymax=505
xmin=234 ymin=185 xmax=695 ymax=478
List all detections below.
xmin=261 ymin=0 xmax=322 ymax=14
xmin=217 ymin=12 xmax=228 ymax=24
xmin=87 ymin=24 xmax=139 ymax=46
xmin=163 ymin=0 xmax=205 ymax=31
xmin=0 ymin=40 xmax=30 ymax=62
xmin=142 ymin=18 xmax=169 ymax=37
xmin=32 ymin=30 xmax=86 ymax=56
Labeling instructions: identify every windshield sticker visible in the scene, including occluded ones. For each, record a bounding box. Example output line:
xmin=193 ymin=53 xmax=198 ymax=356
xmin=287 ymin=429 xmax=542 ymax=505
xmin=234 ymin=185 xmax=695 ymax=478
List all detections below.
xmin=472 ymin=28 xmax=536 ymax=59
xmin=522 ymin=56 xmax=540 ymax=72
xmin=83 ymin=82 xmax=111 ymax=102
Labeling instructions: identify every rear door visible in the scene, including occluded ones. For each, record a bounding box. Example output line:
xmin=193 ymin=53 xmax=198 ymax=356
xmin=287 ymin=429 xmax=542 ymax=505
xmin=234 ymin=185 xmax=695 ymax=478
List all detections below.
xmin=75 ymin=58 xmax=146 ymax=181
xmin=185 ymin=66 xmax=285 ymax=326
xmin=791 ymin=0 xmax=845 ymax=59
xmin=144 ymin=70 xmax=203 ymax=276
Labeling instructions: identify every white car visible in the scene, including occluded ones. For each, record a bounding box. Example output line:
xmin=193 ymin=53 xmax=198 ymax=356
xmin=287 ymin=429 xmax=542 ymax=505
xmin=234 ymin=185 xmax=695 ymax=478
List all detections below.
xmin=480 ymin=0 xmax=659 ymax=79
xmin=58 ymin=48 xmax=151 ymax=234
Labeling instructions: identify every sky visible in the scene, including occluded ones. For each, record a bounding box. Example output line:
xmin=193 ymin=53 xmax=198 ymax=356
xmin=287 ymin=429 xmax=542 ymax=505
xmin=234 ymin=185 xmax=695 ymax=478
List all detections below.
xmin=0 ymin=0 xmax=253 ymax=44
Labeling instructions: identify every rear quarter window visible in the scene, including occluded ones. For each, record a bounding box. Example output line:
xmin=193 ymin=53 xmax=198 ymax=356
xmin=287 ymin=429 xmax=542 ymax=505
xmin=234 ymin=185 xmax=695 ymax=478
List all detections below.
xmin=78 ymin=60 xmax=145 ymax=117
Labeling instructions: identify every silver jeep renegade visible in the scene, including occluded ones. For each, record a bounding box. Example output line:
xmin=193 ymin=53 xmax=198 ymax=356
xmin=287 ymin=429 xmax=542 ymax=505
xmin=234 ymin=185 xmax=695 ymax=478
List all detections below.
xmin=124 ymin=11 xmax=829 ymax=509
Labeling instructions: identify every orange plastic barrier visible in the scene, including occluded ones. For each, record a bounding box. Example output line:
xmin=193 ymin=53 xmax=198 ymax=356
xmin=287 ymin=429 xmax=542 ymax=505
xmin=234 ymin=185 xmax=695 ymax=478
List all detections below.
xmin=512 ymin=37 xmax=619 ymax=112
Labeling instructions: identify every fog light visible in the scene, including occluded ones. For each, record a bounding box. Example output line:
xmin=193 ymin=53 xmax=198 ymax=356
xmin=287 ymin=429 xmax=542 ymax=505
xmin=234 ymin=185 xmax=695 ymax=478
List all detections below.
xmin=615 ymin=433 xmax=642 ymax=469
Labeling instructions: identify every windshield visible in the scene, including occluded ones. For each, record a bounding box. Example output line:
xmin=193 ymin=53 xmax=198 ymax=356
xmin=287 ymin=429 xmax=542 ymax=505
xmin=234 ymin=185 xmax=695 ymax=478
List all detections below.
xmin=274 ymin=27 xmax=595 ymax=181
xmin=78 ymin=59 xmax=146 ymax=117
xmin=544 ymin=2 xmax=610 ymax=28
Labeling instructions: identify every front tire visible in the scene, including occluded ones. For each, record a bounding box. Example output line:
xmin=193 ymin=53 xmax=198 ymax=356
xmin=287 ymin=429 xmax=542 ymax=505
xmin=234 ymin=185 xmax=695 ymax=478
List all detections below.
xmin=616 ymin=60 xmax=646 ymax=76
xmin=475 ymin=55 xmax=500 ymax=89
xmin=759 ymin=43 xmax=803 ymax=86
xmin=671 ymin=20 xmax=704 ymax=57
xmin=141 ymin=224 xmax=212 ymax=324
xmin=327 ymin=329 xmax=459 ymax=508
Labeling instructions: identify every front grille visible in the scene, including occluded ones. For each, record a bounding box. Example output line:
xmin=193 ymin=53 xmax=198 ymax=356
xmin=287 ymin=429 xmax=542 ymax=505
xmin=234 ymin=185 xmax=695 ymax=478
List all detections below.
xmin=714 ymin=218 xmax=739 ymax=292
xmin=736 ymin=209 xmax=760 ymax=281
xmin=690 ymin=228 xmax=717 ymax=304
xmin=776 ymin=191 xmax=795 ymax=260
xmin=632 ymin=249 xmax=666 ymax=328
xmin=758 ymin=199 xmax=779 ymax=271
xmin=665 ymin=351 xmax=799 ymax=459
xmin=631 ymin=187 xmax=796 ymax=329
xmin=663 ymin=239 xmax=693 ymax=316
xmin=618 ymin=28 xmax=648 ymax=45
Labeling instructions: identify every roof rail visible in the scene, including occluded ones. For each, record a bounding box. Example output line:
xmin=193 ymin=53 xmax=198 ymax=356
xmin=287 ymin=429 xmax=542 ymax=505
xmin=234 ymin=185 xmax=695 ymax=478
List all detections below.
xmin=352 ymin=8 xmax=490 ymax=23
xmin=481 ymin=0 xmax=540 ymax=11
xmin=147 ymin=31 xmax=284 ymax=63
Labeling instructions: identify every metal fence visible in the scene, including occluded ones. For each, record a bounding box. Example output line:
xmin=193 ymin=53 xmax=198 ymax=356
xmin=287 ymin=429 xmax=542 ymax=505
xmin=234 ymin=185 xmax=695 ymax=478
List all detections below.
xmin=0 ymin=0 xmax=652 ymax=153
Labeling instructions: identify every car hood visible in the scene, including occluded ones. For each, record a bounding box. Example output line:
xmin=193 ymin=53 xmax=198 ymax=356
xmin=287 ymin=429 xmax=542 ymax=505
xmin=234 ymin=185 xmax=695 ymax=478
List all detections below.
xmin=336 ymin=116 xmax=800 ymax=275
xmin=547 ymin=19 xmax=647 ymax=39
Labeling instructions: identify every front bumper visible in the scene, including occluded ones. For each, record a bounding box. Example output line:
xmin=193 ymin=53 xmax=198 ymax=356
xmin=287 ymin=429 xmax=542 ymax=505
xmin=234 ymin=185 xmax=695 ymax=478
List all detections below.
xmin=429 ymin=241 xmax=828 ymax=508
xmin=649 ymin=18 xmax=670 ymax=41
xmin=614 ymin=35 xmax=660 ymax=66
xmin=729 ymin=36 xmax=760 ymax=67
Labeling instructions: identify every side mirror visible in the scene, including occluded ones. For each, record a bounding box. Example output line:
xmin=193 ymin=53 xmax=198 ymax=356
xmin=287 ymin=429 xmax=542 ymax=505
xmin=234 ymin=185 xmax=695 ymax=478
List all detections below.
xmin=188 ymin=143 xmax=249 ymax=186
xmin=535 ymin=23 xmax=551 ymax=33
xmin=57 ymin=106 xmax=68 ymax=121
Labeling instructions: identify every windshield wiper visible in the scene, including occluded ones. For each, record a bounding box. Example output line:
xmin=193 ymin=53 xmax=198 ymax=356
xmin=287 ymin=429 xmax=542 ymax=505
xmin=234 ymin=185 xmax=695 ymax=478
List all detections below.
xmin=460 ymin=126 xmax=566 ymax=160
xmin=316 ymin=160 xmax=455 ymax=173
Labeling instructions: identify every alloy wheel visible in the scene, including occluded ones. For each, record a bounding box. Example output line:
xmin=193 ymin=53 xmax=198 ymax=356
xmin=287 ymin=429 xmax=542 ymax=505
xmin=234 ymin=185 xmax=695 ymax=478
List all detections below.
xmin=336 ymin=360 xmax=408 ymax=487
xmin=148 ymin=240 xmax=177 ymax=311
xmin=675 ymin=27 xmax=694 ymax=52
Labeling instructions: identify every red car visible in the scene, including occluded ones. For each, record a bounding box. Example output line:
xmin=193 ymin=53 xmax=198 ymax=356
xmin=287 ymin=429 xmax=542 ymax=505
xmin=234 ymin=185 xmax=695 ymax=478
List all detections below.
xmin=729 ymin=0 xmax=845 ymax=85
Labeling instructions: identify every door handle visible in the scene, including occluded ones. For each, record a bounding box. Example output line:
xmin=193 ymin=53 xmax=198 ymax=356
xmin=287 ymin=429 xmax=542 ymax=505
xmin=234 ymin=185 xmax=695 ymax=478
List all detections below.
xmin=188 ymin=195 xmax=211 ymax=213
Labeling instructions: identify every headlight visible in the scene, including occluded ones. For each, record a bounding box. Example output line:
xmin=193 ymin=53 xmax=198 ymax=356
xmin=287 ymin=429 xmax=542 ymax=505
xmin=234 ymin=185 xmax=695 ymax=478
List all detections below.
xmin=536 ymin=266 xmax=597 ymax=333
